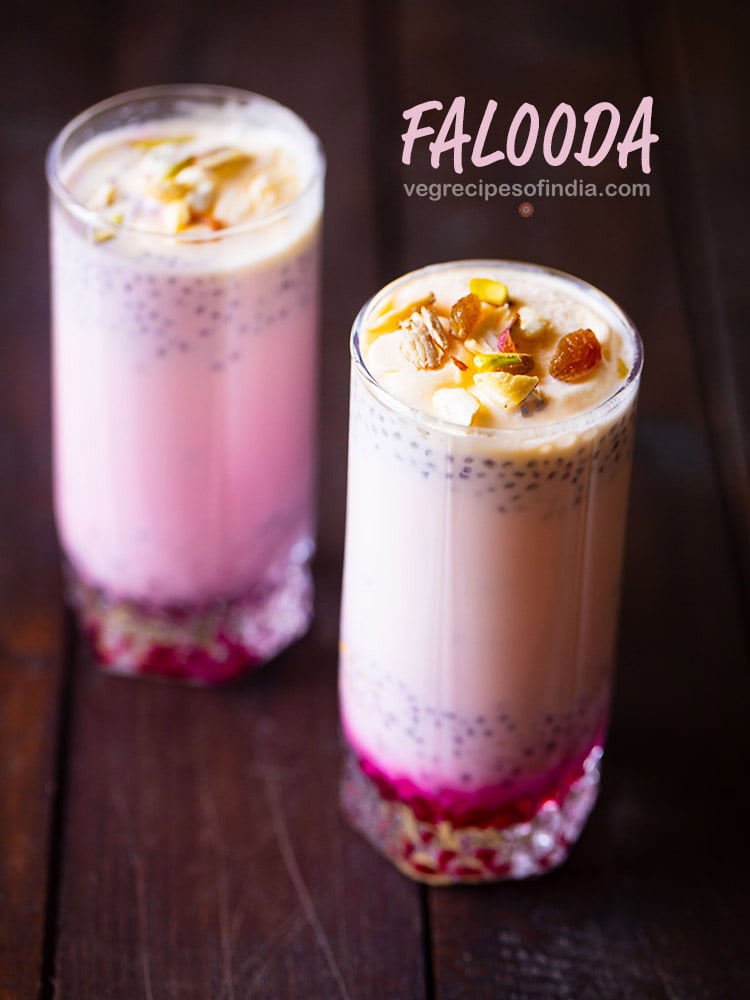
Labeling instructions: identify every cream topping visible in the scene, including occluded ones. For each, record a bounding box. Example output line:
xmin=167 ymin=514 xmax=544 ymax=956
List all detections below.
xmin=362 ymin=266 xmax=634 ymax=430
xmin=62 ymin=116 xmax=305 ymax=237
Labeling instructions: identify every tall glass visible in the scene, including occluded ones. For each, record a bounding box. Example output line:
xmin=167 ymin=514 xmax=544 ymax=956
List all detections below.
xmin=339 ymin=261 xmax=643 ymax=883
xmin=47 ymin=85 xmax=324 ymax=683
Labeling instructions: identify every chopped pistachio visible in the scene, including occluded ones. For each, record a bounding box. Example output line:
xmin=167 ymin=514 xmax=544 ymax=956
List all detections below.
xmin=473 ymin=352 xmax=534 ymax=374
xmin=163 ymin=155 xmax=196 ymax=180
xmin=617 ymin=357 xmax=630 ymax=378
xmin=469 ymin=277 xmax=509 ymax=306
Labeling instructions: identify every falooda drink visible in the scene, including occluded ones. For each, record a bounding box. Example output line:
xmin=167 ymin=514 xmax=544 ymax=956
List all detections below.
xmin=339 ymin=261 xmax=642 ymax=883
xmin=47 ymin=85 xmax=324 ymax=682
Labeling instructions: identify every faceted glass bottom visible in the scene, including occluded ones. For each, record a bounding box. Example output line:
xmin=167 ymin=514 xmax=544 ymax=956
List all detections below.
xmin=341 ymin=745 xmax=602 ymax=885
xmin=65 ymin=559 xmax=313 ymax=684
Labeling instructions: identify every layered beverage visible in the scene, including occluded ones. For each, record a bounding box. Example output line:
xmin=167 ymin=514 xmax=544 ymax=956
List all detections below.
xmin=340 ymin=261 xmax=642 ymax=883
xmin=47 ymin=86 xmax=324 ymax=682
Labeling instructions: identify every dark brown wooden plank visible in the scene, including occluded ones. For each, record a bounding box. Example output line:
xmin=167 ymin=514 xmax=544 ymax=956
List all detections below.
xmin=49 ymin=0 xmax=426 ymax=997
xmin=632 ymin=0 xmax=750 ymax=625
xmin=0 ymin=78 xmax=67 ymax=1000
xmin=390 ymin=0 xmax=750 ymax=996
xmin=57 ymin=631 xmax=425 ymax=999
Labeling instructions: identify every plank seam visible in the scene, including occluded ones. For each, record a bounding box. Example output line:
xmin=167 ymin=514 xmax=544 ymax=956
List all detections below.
xmin=38 ymin=611 xmax=77 ymax=1000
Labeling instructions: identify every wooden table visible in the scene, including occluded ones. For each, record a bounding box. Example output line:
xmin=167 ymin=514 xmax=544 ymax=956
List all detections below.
xmin=1 ymin=1 xmax=748 ymax=996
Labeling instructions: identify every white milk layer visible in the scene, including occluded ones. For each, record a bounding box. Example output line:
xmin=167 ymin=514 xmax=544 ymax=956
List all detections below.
xmin=340 ymin=262 xmax=640 ymax=795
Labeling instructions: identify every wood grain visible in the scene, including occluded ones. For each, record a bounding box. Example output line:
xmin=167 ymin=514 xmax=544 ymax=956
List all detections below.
xmin=0 ymin=0 xmax=746 ymax=995
xmin=0 ymin=41 xmax=66 ymax=998
xmin=48 ymin=1 xmax=425 ymax=998
xmin=392 ymin=0 xmax=750 ymax=996
xmin=632 ymin=0 xmax=750 ymax=626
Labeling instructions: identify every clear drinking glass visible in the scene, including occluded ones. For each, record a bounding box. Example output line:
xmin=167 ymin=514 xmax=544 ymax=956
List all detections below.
xmin=339 ymin=260 xmax=643 ymax=883
xmin=47 ymin=85 xmax=324 ymax=683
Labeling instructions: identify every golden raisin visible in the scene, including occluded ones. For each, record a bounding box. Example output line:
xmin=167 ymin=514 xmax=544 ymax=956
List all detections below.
xmin=549 ymin=329 xmax=602 ymax=381
xmin=450 ymin=293 xmax=481 ymax=339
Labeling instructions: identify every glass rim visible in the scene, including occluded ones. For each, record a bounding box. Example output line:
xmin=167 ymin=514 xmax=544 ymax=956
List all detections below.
xmin=350 ymin=259 xmax=644 ymax=440
xmin=46 ymin=83 xmax=325 ymax=244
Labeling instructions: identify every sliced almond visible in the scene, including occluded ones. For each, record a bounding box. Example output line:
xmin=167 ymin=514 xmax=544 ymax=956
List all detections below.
xmin=417 ymin=306 xmax=449 ymax=349
xmin=370 ymin=293 xmax=436 ymax=334
xmin=399 ymin=307 xmax=447 ymax=369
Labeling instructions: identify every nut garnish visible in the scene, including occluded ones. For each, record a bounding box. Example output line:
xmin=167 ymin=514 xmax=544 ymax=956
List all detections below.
xmin=370 ymin=293 xmax=436 ymax=334
xmin=399 ymin=307 xmax=449 ymax=369
xmin=472 ymin=371 xmax=539 ymax=409
xmin=433 ymin=387 xmax=480 ymax=426
xmin=469 ymin=277 xmax=509 ymax=306
xmin=497 ymin=311 xmax=521 ymax=353
xmin=473 ymin=352 xmax=534 ymax=375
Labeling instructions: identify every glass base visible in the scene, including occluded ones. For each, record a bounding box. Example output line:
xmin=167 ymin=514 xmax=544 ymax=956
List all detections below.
xmin=65 ymin=559 xmax=313 ymax=684
xmin=341 ymin=746 xmax=602 ymax=885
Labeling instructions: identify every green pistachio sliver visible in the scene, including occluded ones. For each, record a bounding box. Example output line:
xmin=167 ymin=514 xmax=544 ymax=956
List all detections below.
xmin=473 ymin=352 xmax=534 ymax=374
xmin=163 ymin=155 xmax=197 ymax=180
